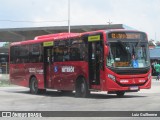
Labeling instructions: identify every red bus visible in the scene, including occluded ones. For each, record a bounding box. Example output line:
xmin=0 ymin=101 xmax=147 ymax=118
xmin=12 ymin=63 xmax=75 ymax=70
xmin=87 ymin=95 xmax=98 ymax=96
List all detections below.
xmin=9 ymin=29 xmax=151 ymax=97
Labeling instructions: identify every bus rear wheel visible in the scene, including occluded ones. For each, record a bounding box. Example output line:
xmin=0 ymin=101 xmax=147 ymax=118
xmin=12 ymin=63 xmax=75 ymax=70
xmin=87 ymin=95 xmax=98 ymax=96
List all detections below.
xmin=116 ymin=91 xmax=125 ymax=97
xmin=30 ymin=77 xmax=40 ymax=94
xmin=75 ymin=77 xmax=90 ymax=98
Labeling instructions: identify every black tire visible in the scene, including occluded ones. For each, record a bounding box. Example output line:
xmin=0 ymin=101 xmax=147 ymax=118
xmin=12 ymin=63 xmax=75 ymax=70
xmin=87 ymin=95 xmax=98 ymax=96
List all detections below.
xmin=116 ymin=91 xmax=125 ymax=97
xmin=75 ymin=77 xmax=90 ymax=98
xmin=30 ymin=77 xmax=40 ymax=94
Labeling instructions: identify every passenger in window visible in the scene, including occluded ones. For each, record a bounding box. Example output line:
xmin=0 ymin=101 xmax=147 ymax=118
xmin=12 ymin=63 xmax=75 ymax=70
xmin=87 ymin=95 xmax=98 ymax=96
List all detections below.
xmin=132 ymin=55 xmax=139 ymax=68
xmin=63 ymin=49 xmax=69 ymax=61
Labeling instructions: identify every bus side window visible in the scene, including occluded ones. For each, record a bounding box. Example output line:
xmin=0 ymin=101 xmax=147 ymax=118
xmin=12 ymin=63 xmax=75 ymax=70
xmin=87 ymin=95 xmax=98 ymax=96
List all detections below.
xmin=10 ymin=47 xmax=15 ymax=64
xmin=70 ymin=48 xmax=80 ymax=61
xmin=54 ymin=47 xmax=64 ymax=62
xmin=70 ymin=42 xmax=87 ymax=61
xmin=15 ymin=47 xmax=20 ymax=64
xmin=63 ymin=48 xmax=70 ymax=61
xmin=29 ymin=44 xmax=42 ymax=63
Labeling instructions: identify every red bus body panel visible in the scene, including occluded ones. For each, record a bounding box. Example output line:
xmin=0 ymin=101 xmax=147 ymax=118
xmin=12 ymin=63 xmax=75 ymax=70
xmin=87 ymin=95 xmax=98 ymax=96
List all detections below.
xmin=10 ymin=63 xmax=45 ymax=88
xmin=102 ymin=68 xmax=151 ymax=91
xmin=9 ymin=30 xmax=151 ymax=94
xmin=48 ymin=61 xmax=88 ymax=90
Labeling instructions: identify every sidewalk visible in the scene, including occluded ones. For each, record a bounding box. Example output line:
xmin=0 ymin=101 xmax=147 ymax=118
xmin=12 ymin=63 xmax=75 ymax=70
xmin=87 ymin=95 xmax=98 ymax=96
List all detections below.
xmin=152 ymin=79 xmax=160 ymax=82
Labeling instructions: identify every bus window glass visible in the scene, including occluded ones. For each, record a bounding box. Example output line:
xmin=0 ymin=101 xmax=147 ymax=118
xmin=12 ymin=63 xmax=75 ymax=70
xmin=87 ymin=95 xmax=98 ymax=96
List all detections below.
xmin=14 ymin=46 xmax=20 ymax=63
xmin=19 ymin=45 xmax=29 ymax=63
xmin=71 ymin=39 xmax=88 ymax=61
xmin=54 ymin=47 xmax=65 ymax=62
xmin=54 ymin=39 xmax=87 ymax=62
xmin=106 ymin=32 xmax=150 ymax=68
xmin=10 ymin=47 xmax=15 ymax=64
xmin=29 ymin=44 xmax=42 ymax=63
xmin=106 ymin=42 xmax=150 ymax=68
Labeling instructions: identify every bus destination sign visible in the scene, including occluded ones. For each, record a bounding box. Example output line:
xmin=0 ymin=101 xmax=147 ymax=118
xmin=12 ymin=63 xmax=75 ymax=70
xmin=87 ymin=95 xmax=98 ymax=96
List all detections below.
xmin=108 ymin=32 xmax=141 ymax=39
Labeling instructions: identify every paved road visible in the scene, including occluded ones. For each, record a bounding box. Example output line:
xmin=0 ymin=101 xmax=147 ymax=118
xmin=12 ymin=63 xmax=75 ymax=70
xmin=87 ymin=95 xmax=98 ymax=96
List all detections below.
xmin=0 ymin=79 xmax=160 ymax=119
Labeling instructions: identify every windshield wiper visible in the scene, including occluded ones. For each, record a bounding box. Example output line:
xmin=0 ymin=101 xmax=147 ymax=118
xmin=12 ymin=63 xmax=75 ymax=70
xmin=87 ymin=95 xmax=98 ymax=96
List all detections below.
xmin=108 ymin=43 xmax=114 ymax=60
xmin=117 ymin=40 xmax=129 ymax=54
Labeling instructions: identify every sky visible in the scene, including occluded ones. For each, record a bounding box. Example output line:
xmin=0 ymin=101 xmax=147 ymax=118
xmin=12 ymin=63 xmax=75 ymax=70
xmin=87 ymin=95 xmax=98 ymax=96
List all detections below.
xmin=0 ymin=0 xmax=160 ymax=46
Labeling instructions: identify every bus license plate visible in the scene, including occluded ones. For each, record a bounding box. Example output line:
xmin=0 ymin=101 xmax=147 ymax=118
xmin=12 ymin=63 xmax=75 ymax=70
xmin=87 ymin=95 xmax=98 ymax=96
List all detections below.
xmin=130 ymin=86 xmax=138 ymax=90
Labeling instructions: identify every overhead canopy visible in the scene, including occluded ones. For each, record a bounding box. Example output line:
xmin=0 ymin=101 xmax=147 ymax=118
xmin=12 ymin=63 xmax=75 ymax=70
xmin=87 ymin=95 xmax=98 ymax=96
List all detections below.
xmin=0 ymin=24 xmax=134 ymax=42
xmin=149 ymin=48 xmax=160 ymax=60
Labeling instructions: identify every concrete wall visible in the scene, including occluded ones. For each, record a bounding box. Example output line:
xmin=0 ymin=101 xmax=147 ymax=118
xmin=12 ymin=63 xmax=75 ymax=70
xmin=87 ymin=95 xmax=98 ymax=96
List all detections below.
xmin=0 ymin=74 xmax=9 ymax=81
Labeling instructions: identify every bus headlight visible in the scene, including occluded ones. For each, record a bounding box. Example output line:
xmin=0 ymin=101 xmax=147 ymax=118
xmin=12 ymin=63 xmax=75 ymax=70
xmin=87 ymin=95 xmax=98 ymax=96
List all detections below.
xmin=108 ymin=74 xmax=116 ymax=81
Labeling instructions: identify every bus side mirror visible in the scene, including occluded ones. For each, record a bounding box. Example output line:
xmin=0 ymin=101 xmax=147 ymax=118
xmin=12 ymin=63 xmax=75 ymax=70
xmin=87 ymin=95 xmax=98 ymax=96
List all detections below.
xmin=104 ymin=46 xmax=109 ymax=56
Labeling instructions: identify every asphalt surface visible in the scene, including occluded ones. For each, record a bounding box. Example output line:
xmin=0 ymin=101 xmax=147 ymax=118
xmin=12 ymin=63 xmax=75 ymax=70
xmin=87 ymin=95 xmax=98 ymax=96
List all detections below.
xmin=0 ymin=79 xmax=160 ymax=120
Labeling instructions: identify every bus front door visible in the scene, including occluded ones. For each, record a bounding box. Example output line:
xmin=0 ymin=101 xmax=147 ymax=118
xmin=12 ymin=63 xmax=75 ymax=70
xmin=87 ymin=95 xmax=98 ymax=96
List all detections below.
xmin=44 ymin=47 xmax=53 ymax=88
xmin=88 ymin=41 xmax=101 ymax=86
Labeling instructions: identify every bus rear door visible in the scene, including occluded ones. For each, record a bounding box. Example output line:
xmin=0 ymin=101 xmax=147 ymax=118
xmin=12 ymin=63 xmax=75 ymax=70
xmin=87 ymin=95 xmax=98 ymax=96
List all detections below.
xmin=43 ymin=41 xmax=55 ymax=89
xmin=44 ymin=45 xmax=62 ymax=90
xmin=88 ymin=35 xmax=102 ymax=86
xmin=44 ymin=47 xmax=53 ymax=88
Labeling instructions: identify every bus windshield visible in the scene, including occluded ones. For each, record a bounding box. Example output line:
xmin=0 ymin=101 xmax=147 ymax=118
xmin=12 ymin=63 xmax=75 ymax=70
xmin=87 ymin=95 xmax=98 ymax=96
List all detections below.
xmin=106 ymin=39 xmax=150 ymax=68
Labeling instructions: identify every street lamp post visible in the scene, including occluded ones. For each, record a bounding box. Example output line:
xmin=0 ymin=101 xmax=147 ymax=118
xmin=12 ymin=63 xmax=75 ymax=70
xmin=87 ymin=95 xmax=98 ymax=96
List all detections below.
xmin=107 ymin=19 xmax=112 ymax=25
xmin=68 ymin=0 xmax=70 ymax=33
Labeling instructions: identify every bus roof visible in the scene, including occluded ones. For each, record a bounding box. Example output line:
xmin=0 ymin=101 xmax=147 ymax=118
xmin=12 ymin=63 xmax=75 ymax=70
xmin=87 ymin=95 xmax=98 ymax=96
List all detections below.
xmin=34 ymin=32 xmax=80 ymax=40
xmin=10 ymin=32 xmax=81 ymax=46
xmin=10 ymin=29 xmax=146 ymax=47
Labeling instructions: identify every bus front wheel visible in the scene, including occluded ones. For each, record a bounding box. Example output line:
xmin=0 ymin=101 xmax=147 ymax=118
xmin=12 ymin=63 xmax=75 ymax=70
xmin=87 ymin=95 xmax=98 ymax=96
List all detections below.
xmin=75 ymin=77 xmax=90 ymax=98
xmin=30 ymin=77 xmax=39 ymax=94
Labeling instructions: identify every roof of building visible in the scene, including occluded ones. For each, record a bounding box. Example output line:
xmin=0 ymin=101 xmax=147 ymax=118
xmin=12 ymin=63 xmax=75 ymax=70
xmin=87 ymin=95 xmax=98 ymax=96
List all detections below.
xmin=0 ymin=24 xmax=135 ymax=42
xmin=0 ymin=24 xmax=137 ymax=54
